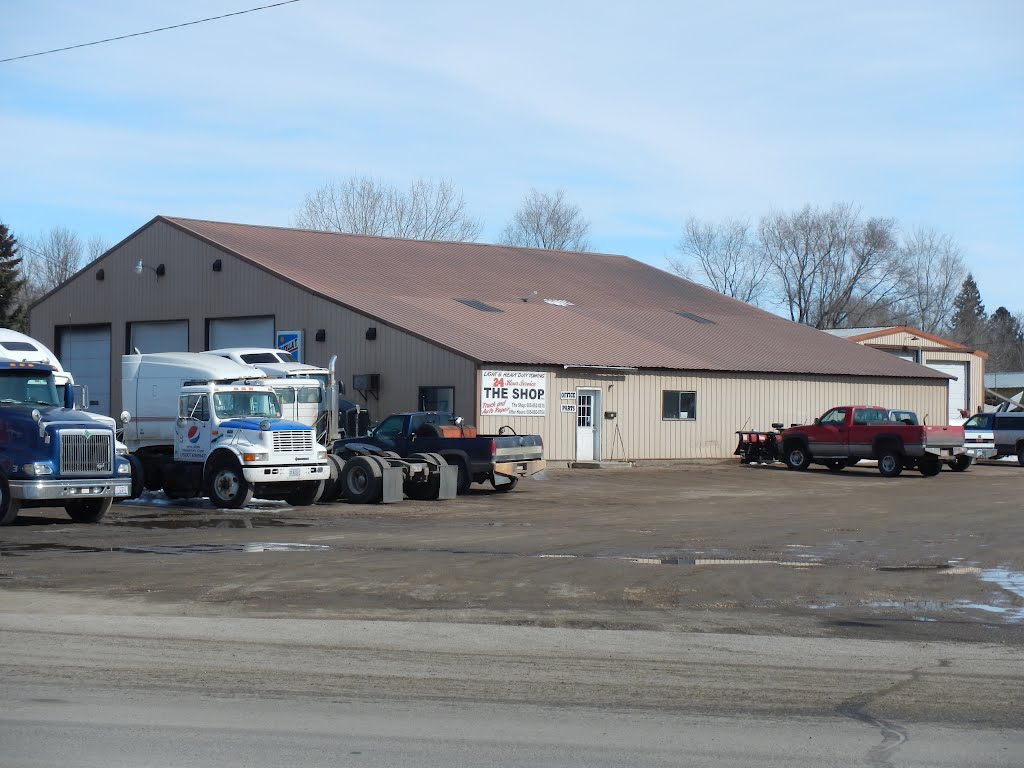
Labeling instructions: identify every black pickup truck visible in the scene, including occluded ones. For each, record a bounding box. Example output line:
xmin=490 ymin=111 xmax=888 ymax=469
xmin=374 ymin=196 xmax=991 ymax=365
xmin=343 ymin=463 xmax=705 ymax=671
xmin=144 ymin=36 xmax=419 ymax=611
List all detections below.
xmin=333 ymin=411 xmax=545 ymax=493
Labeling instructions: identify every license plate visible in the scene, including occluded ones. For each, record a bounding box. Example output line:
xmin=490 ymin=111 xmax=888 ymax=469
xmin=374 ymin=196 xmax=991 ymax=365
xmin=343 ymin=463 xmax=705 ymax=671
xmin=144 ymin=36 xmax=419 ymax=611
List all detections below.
xmin=289 ymin=468 xmax=301 ymax=478
xmin=115 ymin=485 xmax=130 ymax=496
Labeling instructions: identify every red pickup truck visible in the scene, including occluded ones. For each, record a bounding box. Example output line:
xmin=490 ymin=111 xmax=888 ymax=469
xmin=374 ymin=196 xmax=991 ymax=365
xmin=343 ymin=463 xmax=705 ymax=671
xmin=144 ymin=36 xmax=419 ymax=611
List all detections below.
xmin=735 ymin=405 xmax=967 ymax=477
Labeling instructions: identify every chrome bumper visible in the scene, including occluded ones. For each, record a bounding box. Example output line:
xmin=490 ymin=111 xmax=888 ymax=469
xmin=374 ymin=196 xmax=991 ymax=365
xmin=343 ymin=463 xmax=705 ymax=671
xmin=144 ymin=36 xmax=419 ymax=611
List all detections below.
xmin=9 ymin=478 xmax=131 ymax=500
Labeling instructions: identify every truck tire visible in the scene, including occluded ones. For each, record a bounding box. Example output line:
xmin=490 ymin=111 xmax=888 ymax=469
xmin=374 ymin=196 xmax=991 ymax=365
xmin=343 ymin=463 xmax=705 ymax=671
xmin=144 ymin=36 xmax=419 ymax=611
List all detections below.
xmin=340 ymin=455 xmax=383 ymax=504
xmin=918 ymin=456 xmax=942 ymax=477
xmin=65 ymin=497 xmax=113 ymax=523
xmin=824 ymin=459 xmax=845 ymax=473
xmin=877 ymin=449 xmax=903 ymax=478
xmin=446 ymin=457 xmax=472 ymax=494
xmin=126 ymin=454 xmax=145 ymax=500
xmin=0 ymin=473 xmax=22 ymax=526
xmin=284 ymin=480 xmax=324 ymax=507
xmin=490 ymin=474 xmax=519 ymax=492
xmin=950 ymin=455 xmax=972 ymax=472
xmin=1017 ymin=444 xmax=1024 ymax=467
xmin=405 ymin=453 xmax=442 ymax=500
xmin=207 ymin=455 xmax=254 ymax=509
xmin=783 ymin=443 xmax=811 ymax=471
xmin=318 ymin=454 xmax=346 ymax=502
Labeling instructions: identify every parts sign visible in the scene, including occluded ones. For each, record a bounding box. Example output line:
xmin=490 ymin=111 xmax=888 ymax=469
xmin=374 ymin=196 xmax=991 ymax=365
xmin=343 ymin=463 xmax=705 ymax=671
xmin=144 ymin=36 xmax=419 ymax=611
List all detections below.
xmin=480 ymin=370 xmax=547 ymax=416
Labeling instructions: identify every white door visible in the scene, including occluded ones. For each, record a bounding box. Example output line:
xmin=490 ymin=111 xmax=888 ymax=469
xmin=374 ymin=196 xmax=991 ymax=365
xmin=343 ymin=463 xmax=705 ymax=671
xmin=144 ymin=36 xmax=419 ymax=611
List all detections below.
xmin=57 ymin=326 xmax=111 ymax=415
xmin=130 ymin=320 xmax=188 ymax=353
xmin=927 ymin=362 xmax=967 ymax=422
xmin=576 ymin=389 xmax=601 ymax=461
xmin=208 ymin=317 xmax=275 ymax=350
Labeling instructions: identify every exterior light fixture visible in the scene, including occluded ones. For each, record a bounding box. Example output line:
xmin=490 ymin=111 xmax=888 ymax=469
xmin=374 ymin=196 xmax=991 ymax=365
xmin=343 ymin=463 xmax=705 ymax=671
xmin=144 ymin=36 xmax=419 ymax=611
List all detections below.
xmin=365 ymin=327 xmax=377 ymax=341
xmin=96 ymin=269 xmax=105 ymax=281
xmin=135 ymin=260 xmax=166 ymax=277
xmin=315 ymin=329 xmax=326 ymax=342
xmin=212 ymin=259 xmax=222 ymax=272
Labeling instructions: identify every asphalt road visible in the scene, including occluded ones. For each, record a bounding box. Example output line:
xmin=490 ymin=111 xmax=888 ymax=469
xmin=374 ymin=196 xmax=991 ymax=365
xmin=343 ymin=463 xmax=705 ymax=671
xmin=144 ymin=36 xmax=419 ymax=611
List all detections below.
xmin=1 ymin=460 xmax=1022 ymax=764
xmin=3 ymin=609 xmax=1022 ymax=767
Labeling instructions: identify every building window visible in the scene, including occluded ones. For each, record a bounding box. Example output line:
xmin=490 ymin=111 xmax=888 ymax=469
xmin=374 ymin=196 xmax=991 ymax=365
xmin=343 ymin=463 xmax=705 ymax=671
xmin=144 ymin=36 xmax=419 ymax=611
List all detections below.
xmin=419 ymin=386 xmax=454 ymax=413
xmin=662 ymin=390 xmax=696 ymax=420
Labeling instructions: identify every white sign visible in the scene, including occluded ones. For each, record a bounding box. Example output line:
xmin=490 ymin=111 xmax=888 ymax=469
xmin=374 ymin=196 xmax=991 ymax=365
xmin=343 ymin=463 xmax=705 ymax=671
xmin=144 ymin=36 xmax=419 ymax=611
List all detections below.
xmin=560 ymin=403 xmax=576 ymax=413
xmin=559 ymin=391 xmax=575 ymax=400
xmin=481 ymin=370 xmax=547 ymax=416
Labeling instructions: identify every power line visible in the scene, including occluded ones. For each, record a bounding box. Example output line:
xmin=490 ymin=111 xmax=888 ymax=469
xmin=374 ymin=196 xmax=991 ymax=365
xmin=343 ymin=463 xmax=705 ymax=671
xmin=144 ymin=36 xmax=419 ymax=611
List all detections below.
xmin=0 ymin=1 xmax=301 ymax=64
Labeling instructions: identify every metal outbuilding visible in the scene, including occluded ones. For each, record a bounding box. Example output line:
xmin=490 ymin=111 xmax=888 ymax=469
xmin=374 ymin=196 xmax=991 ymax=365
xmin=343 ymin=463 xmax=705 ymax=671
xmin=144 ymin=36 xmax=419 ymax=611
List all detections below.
xmin=825 ymin=327 xmax=987 ymax=423
xmin=30 ymin=216 xmax=953 ymax=461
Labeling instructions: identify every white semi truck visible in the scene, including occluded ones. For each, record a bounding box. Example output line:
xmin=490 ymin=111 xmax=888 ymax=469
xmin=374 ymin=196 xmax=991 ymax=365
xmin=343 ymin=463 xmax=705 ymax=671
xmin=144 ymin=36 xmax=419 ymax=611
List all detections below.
xmin=121 ymin=352 xmax=330 ymax=508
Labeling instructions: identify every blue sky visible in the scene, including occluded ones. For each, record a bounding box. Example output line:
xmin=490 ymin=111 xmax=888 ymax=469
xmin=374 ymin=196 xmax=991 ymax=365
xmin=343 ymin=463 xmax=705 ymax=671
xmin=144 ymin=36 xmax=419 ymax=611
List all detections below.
xmin=3 ymin=0 xmax=1022 ymax=313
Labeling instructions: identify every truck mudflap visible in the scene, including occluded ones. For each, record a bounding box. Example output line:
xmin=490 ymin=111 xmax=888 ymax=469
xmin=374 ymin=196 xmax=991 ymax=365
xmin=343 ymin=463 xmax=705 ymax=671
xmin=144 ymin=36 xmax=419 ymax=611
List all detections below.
xmin=734 ymin=432 xmax=781 ymax=464
xmin=493 ymin=458 xmax=546 ymax=479
xmin=9 ymin=478 xmax=132 ymax=501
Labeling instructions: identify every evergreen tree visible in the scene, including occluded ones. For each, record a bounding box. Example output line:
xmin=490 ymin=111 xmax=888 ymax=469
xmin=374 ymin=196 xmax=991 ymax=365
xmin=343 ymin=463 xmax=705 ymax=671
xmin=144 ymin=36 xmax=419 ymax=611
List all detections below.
xmin=947 ymin=273 xmax=986 ymax=347
xmin=987 ymin=306 xmax=1024 ymax=372
xmin=0 ymin=222 xmax=28 ymax=332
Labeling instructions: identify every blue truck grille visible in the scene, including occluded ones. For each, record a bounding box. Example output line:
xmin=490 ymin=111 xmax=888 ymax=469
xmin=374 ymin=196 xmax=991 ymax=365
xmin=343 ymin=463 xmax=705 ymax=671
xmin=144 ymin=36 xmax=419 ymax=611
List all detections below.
xmin=60 ymin=431 xmax=113 ymax=475
xmin=273 ymin=430 xmax=313 ymax=453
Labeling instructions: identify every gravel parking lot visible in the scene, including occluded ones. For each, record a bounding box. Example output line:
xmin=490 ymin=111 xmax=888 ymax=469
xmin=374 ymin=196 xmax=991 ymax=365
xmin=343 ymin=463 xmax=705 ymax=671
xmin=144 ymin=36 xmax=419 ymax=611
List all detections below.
xmin=2 ymin=459 xmax=1022 ymax=643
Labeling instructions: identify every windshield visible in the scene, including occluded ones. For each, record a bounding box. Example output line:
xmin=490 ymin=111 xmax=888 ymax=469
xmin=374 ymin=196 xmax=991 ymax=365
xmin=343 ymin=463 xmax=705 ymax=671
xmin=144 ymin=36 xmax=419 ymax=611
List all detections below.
xmin=212 ymin=391 xmax=281 ymax=419
xmin=0 ymin=371 xmax=61 ymax=406
xmin=240 ymin=353 xmax=280 ymax=364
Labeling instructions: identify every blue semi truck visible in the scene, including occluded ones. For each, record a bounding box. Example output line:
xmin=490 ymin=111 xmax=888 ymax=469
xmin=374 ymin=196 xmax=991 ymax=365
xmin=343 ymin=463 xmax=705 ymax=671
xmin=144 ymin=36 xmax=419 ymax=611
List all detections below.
xmin=0 ymin=359 xmax=132 ymax=525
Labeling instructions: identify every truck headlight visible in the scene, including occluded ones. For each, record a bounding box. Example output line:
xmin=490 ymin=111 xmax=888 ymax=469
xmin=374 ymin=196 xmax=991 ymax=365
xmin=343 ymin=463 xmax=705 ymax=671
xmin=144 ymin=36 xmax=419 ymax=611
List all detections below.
xmin=242 ymin=453 xmax=269 ymax=463
xmin=117 ymin=462 xmax=132 ymax=475
xmin=315 ymin=449 xmax=327 ymax=459
xmin=23 ymin=463 xmax=53 ymax=476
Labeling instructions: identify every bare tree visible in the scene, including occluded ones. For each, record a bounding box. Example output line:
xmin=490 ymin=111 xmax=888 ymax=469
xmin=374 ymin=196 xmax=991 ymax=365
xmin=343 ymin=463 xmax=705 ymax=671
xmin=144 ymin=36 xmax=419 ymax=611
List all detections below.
xmin=87 ymin=235 xmax=110 ymax=261
xmin=886 ymin=228 xmax=966 ymax=334
xmin=758 ymin=203 xmax=902 ymax=328
xmin=20 ymin=226 xmax=84 ymax=303
xmin=294 ymin=175 xmax=482 ymax=242
xmin=499 ymin=188 xmax=591 ymax=252
xmin=669 ymin=216 xmax=768 ymax=304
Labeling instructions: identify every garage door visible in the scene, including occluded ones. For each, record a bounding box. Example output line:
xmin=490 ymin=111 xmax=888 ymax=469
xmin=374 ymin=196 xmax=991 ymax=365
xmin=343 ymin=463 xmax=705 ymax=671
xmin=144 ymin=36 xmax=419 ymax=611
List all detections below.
xmin=927 ymin=362 xmax=967 ymax=422
xmin=208 ymin=317 xmax=274 ymax=350
xmin=57 ymin=326 xmax=111 ymax=416
xmin=129 ymin=320 xmax=188 ymax=354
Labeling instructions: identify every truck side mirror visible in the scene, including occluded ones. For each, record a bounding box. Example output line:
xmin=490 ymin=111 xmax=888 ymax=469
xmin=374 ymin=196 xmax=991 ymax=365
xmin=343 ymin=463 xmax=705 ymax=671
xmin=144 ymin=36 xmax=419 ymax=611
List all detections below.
xmin=813 ymin=418 xmax=821 ymax=426
xmin=72 ymin=384 xmax=89 ymax=410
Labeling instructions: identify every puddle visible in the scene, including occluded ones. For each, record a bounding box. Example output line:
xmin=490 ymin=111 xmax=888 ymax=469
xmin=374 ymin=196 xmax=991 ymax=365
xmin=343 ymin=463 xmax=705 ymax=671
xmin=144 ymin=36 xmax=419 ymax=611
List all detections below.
xmin=107 ymin=516 xmax=313 ymax=530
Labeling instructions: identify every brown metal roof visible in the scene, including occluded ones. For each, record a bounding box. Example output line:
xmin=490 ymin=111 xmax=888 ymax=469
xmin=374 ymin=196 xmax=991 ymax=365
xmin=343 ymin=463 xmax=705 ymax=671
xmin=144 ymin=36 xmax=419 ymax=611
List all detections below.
xmin=161 ymin=216 xmax=948 ymax=380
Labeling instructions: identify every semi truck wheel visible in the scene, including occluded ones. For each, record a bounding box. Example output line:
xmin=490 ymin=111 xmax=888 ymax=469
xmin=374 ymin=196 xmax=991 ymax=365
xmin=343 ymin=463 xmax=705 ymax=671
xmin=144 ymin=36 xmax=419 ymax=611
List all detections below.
xmin=318 ymin=454 xmax=346 ymax=502
xmin=404 ymin=453 xmax=442 ymax=500
xmin=126 ymin=454 xmax=145 ymax=499
xmin=0 ymin=473 xmax=22 ymax=526
xmin=877 ymin=449 xmax=903 ymax=478
xmin=65 ymin=497 xmax=113 ymax=523
xmin=783 ymin=444 xmax=811 ymax=471
xmin=340 ymin=455 xmax=383 ymax=504
xmin=284 ymin=481 xmax=324 ymax=507
xmin=950 ymin=455 xmax=972 ymax=472
xmin=207 ymin=456 xmax=254 ymax=509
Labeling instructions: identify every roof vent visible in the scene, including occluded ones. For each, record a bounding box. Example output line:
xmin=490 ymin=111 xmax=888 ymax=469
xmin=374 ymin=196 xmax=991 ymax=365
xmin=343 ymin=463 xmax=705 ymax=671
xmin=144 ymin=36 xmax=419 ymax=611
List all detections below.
xmin=455 ymin=298 xmax=503 ymax=313
xmin=543 ymin=298 xmax=575 ymax=307
xmin=675 ymin=311 xmax=716 ymax=325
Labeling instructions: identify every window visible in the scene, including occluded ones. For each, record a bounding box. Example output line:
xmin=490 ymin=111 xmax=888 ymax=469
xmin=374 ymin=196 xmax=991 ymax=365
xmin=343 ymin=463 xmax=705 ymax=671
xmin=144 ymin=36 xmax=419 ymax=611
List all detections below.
xmin=240 ymin=353 xmax=280 ymax=364
xmin=964 ymin=414 xmax=992 ymax=430
xmin=179 ymin=394 xmax=210 ymax=421
xmin=419 ymin=386 xmax=454 ymax=412
xmin=662 ymin=390 xmax=696 ymax=420
xmin=1 ymin=341 xmax=39 ymax=352
xmin=373 ymin=415 xmax=405 ymax=439
xmin=212 ymin=391 xmax=281 ymax=419
xmin=820 ymin=409 xmax=848 ymax=425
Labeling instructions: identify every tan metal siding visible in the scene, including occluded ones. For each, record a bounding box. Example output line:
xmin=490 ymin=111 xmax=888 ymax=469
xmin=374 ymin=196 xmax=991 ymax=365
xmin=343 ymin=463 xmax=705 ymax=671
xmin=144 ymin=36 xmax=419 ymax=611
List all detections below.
xmin=477 ymin=367 xmax=949 ymax=462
